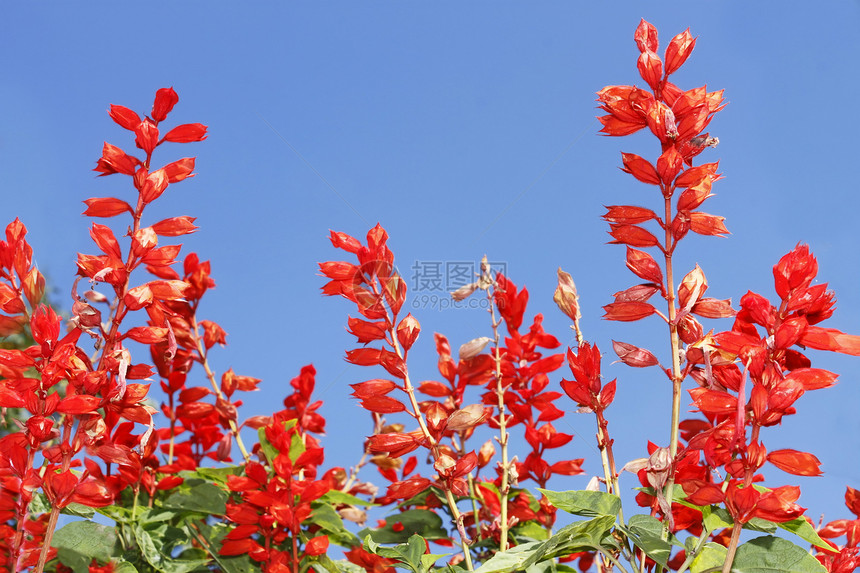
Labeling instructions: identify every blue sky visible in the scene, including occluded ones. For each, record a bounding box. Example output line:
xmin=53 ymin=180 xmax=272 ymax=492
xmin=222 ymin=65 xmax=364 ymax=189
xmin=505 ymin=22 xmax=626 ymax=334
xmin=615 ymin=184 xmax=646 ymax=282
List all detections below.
xmin=3 ymin=1 xmax=860 ymax=537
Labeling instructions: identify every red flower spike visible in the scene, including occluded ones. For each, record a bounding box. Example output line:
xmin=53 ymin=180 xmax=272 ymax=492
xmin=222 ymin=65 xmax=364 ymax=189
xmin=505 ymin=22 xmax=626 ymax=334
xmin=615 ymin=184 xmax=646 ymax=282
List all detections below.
xmin=152 ymin=87 xmax=179 ymax=122
xmin=164 ymin=123 xmax=208 ymax=143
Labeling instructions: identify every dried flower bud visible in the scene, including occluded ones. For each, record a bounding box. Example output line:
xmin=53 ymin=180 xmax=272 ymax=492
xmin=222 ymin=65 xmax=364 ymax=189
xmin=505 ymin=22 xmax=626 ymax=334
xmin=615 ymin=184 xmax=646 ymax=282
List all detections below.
xmin=451 ymin=282 xmax=479 ymax=301
xmin=458 ymin=337 xmax=492 ymax=361
xmin=553 ymin=268 xmax=581 ymax=322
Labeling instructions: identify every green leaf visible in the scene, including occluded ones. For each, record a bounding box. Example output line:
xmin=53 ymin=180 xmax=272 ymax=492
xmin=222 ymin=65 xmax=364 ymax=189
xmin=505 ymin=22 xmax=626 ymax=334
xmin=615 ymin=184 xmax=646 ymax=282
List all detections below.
xmin=359 ymin=508 xmax=448 ymax=544
xmin=163 ymin=481 xmax=227 ymax=515
xmin=702 ymin=505 xmax=732 ymax=533
xmin=309 ymin=501 xmax=360 ymax=547
xmin=95 ymin=503 xmax=134 ymax=523
xmin=138 ymin=507 xmax=178 ymax=524
xmin=538 ymin=489 xmax=621 ymax=518
xmin=472 ymin=541 xmax=543 ymax=573
xmin=776 ymin=517 xmax=831 ymax=550
xmin=364 ymin=534 xmax=437 ymax=573
xmin=257 ymin=426 xmax=279 ymax=463
xmin=691 ymin=542 xmax=727 ymax=573
xmin=744 ymin=517 xmax=777 ymax=534
xmin=521 ymin=516 xmax=616 ymax=568
xmin=188 ymin=522 xmax=255 ymax=573
xmin=510 ymin=520 xmax=550 ymax=542
xmin=52 ymin=520 xmax=118 ymax=565
xmin=192 ymin=465 xmax=243 ymax=483
xmin=113 ymin=561 xmax=139 ymax=573
xmin=56 ymin=548 xmax=91 ymax=573
xmin=729 ymin=535 xmax=827 ymax=572
xmin=320 ymin=489 xmax=378 ymax=507
xmin=622 ymin=514 xmax=672 ymax=567
xmin=29 ymin=492 xmax=51 ymax=514
xmin=289 ymin=428 xmax=307 ymax=463
xmin=420 ymin=552 xmax=447 ymax=570
xmin=133 ymin=524 xmax=163 ymax=570
xmin=321 ymin=561 xmax=365 ymax=573
xmin=63 ymin=502 xmax=95 ymax=519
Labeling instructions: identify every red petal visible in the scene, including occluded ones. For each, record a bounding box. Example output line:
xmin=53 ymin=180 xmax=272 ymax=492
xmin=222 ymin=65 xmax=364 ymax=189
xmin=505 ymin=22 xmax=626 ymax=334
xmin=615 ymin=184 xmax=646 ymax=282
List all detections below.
xmin=151 ymin=216 xmax=198 ymax=237
xmin=56 ymin=394 xmax=102 ymax=415
xmin=90 ymin=223 xmax=122 ymax=260
xmin=164 ymin=123 xmax=208 ymax=143
xmin=664 ymin=29 xmax=696 ymax=76
xmin=602 ymin=301 xmax=655 ymax=322
xmin=625 ymin=247 xmax=663 ymax=285
xmin=783 ymin=368 xmax=837 ymax=391
xmin=83 ymin=197 xmax=133 ymax=218
xmin=162 ymin=157 xmax=196 ymax=182
xmin=767 ymin=449 xmax=822 ymax=476
xmin=690 ymin=212 xmax=729 ymax=236
xmin=359 ymin=395 xmax=405 ymax=414
xmin=152 ymin=87 xmax=179 ymax=122
xmin=612 ymin=340 xmax=659 ymax=367
xmin=108 ymin=105 xmax=141 ymax=131
xmin=634 ymin=19 xmax=659 ymax=52
xmin=620 ymin=153 xmax=660 ymax=185
xmin=305 ymin=535 xmax=329 ymax=556
xmin=800 ymin=326 xmax=860 ymax=356
xmin=603 ymin=205 xmax=659 ymax=225
xmin=608 ymin=224 xmax=660 ymax=248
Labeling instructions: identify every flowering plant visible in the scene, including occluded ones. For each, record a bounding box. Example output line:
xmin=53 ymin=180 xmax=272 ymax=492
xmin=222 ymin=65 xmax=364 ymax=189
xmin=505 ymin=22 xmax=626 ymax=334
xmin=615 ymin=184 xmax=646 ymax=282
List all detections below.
xmin=0 ymin=19 xmax=857 ymax=573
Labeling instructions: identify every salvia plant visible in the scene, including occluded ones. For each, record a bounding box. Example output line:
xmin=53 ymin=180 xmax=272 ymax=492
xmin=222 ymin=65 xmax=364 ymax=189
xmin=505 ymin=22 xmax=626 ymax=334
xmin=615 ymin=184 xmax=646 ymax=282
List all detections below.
xmin=0 ymin=18 xmax=858 ymax=573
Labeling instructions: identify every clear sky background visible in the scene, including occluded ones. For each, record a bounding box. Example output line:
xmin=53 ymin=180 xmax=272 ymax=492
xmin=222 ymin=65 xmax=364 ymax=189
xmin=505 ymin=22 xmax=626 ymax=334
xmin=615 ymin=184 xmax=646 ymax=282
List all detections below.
xmin=2 ymin=1 xmax=860 ymax=538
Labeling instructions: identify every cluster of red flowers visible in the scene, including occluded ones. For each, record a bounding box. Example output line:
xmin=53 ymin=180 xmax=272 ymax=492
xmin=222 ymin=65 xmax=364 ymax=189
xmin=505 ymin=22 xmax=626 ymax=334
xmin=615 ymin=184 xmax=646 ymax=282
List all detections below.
xmin=0 ymin=88 xmax=207 ymax=571
xmin=1 ymin=18 xmax=858 ymax=573
xmin=590 ymin=18 xmax=860 ymax=571
xmin=322 ymin=227 xmax=589 ymax=559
